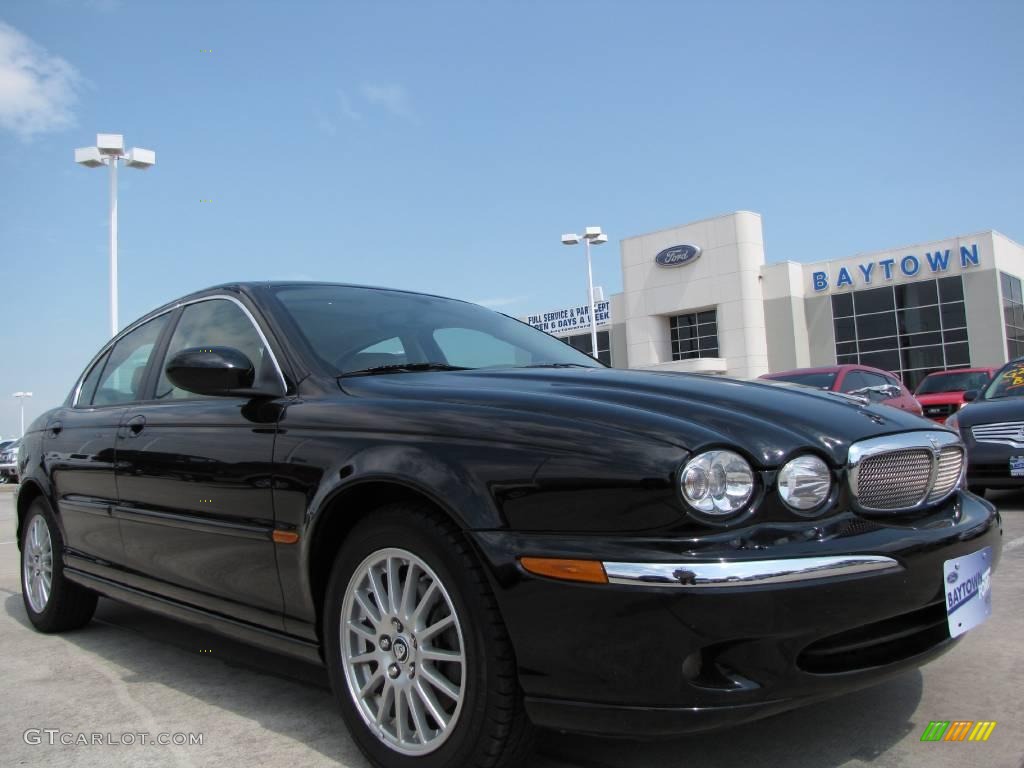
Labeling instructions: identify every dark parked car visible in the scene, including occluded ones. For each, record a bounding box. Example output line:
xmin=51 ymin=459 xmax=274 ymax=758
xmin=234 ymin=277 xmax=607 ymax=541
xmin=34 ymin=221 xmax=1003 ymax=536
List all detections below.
xmin=947 ymin=358 xmax=1024 ymax=495
xmin=914 ymin=367 xmax=995 ymax=423
xmin=759 ymin=364 xmax=923 ymax=416
xmin=16 ymin=283 xmax=1002 ymax=768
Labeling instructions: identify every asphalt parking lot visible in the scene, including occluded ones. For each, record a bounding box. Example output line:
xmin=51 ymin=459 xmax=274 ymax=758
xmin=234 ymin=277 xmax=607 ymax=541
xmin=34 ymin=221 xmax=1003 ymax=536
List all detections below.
xmin=1 ymin=485 xmax=1021 ymax=768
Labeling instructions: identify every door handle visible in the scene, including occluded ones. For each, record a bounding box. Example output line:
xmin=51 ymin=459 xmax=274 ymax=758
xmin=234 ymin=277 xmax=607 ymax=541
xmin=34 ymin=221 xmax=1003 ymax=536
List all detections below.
xmin=126 ymin=415 xmax=146 ymax=437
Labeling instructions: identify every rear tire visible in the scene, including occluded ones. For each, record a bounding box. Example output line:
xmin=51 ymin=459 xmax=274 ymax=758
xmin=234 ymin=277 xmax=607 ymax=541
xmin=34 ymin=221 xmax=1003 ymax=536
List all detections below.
xmin=323 ymin=503 xmax=534 ymax=768
xmin=20 ymin=498 xmax=97 ymax=632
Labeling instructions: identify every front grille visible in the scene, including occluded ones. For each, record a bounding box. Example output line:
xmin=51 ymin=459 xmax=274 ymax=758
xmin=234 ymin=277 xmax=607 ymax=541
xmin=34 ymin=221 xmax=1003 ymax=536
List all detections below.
xmin=971 ymin=421 xmax=1024 ymax=449
xmin=857 ymin=450 xmax=932 ymax=509
xmin=848 ymin=431 xmax=964 ymax=512
xmin=929 ymin=447 xmax=965 ymax=502
xmin=798 ymin=602 xmax=950 ymax=674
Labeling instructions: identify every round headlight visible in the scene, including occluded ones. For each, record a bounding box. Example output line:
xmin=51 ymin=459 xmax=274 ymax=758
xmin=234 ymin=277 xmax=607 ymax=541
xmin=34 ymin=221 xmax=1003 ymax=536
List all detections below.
xmin=680 ymin=450 xmax=755 ymax=515
xmin=777 ymin=455 xmax=831 ymax=511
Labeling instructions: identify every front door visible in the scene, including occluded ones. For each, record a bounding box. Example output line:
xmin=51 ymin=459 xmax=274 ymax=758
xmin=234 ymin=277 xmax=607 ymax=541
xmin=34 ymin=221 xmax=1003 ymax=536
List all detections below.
xmin=113 ymin=297 xmax=286 ymax=629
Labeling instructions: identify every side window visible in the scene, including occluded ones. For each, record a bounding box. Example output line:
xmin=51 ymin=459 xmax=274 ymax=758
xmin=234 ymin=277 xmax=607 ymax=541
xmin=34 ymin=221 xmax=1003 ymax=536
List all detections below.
xmin=840 ymin=371 xmax=868 ymax=393
xmin=864 ymin=372 xmax=893 ymax=389
xmin=75 ymin=350 xmax=111 ymax=407
xmin=92 ymin=315 xmax=170 ymax=406
xmin=155 ymin=299 xmax=269 ymax=400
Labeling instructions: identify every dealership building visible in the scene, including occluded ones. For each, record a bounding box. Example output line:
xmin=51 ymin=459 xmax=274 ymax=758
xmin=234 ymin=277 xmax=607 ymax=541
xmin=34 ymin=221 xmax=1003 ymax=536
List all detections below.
xmin=523 ymin=211 xmax=1024 ymax=389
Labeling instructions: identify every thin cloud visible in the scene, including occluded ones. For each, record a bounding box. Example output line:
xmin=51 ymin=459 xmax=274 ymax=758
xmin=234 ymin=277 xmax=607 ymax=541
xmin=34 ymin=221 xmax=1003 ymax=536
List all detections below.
xmin=338 ymin=89 xmax=362 ymax=121
xmin=0 ymin=21 xmax=83 ymax=140
xmin=360 ymin=82 xmax=416 ymax=121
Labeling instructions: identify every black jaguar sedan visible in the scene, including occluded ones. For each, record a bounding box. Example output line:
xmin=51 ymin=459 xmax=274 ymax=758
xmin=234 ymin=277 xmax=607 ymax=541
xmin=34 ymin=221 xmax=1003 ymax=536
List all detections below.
xmin=16 ymin=283 xmax=1001 ymax=768
xmin=947 ymin=357 xmax=1024 ymax=494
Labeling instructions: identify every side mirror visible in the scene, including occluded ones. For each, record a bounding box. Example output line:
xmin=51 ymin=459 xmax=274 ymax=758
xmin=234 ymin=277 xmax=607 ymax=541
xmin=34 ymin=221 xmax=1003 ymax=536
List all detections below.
xmin=963 ymin=389 xmax=979 ymax=403
xmin=165 ymin=346 xmax=259 ymax=397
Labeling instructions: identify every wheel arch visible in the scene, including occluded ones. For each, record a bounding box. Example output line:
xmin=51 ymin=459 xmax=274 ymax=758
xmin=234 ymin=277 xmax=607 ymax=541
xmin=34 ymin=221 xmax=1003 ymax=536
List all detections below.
xmin=14 ymin=480 xmax=52 ymax=548
xmin=304 ymin=477 xmax=476 ymax=646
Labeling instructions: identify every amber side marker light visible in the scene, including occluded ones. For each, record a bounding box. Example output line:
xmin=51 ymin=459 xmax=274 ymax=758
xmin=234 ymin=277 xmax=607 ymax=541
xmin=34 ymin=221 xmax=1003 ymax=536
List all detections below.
xmin=272 ymin=530 xmax=300 ymax=544
xmin=519 ymin=557 xmax=608 ymax=584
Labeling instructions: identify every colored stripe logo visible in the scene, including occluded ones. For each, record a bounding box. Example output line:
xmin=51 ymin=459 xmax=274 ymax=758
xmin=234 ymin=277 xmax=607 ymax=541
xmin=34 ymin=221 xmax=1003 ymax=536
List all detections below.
xmin=920 ymin=721 xmax=996 ymax=742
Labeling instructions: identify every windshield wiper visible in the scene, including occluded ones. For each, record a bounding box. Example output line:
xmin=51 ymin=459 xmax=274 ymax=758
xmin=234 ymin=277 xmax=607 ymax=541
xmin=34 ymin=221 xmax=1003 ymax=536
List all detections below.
xmin=338 ymin=362 xmax=471 ymax=378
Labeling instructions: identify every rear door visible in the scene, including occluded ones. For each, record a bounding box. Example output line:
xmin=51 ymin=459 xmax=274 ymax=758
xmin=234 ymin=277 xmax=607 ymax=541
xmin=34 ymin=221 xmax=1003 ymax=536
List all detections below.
xmin=113 ymin=297 xmax=287 ymax=628
xmin=45 ymin=313 xmax=171 ymax=568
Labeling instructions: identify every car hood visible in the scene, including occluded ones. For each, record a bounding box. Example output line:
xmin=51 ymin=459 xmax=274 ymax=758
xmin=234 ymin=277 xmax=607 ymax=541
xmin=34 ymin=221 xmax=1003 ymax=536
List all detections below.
xmin=957 ymin=396 xmax=1024 ymax=427
xmin=917 ymin=392 xmax=966 ymax=405
xmin=338 ymin=368 xmax=940 ymax=467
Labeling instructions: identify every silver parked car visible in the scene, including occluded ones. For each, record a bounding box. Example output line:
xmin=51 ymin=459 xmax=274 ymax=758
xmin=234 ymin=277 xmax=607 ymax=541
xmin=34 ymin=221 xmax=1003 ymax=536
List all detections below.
xmin=0 ymin=439 xmax=20 ymax=484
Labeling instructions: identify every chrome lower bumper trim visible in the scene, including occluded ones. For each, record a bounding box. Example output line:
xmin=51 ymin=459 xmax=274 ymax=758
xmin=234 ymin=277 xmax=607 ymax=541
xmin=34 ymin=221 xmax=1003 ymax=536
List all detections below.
xmin=603 ymin=555 xmax=901 ymax=588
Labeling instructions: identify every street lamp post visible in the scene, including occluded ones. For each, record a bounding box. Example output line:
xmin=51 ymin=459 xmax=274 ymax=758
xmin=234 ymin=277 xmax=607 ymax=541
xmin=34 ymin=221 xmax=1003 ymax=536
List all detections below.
xmin=12 ymin=392 xmax=32 ymax=437
xmin=561 ymin=226 xmax=609 ymax=360
xmin=75 ymin=134 xmax=156 ymax=337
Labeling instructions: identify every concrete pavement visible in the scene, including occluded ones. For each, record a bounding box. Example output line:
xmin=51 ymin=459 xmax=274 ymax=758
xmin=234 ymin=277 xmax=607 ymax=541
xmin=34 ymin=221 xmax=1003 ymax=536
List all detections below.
xmin=1 ymin=484 xmax=1021 ymax=768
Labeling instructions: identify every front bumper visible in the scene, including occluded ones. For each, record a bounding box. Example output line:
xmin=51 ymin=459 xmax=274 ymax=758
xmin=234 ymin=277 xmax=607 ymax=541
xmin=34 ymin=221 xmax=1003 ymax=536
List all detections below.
xmin=965 ymin=440 xmax=1024 ymax=488
xmin=472 ymin=491 xmax=1001 ymax=737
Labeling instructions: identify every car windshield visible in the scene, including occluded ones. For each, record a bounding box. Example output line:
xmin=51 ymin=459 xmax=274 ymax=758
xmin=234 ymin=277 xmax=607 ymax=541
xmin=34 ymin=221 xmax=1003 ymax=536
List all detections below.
xmin=982 ymin=361 xmax=1024 ymax=400
xmin=271 ymin=285 xmax=605 ymax=376
xmin=768 ymin=371 xmax=837 ymax=389
xmin=915 ymin=371 xmax=991 ymax=395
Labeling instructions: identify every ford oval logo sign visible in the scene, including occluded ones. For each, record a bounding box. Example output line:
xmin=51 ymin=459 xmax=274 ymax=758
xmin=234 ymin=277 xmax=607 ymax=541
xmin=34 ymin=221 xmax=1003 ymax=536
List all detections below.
xmin=655 ymin=244 xmax=702 ymax=268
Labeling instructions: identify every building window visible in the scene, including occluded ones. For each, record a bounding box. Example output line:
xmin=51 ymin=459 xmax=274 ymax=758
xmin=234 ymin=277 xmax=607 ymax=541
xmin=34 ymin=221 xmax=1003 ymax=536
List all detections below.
xmin=562 ymin=330 xmax=611 ymax=366
xmin=831 ymin=276 xmax=969 ymax=391
xmin=670 ymin=309 xmax=719 ymax=361
xmin=1002 ymin=272 xmax=1024 ymax=360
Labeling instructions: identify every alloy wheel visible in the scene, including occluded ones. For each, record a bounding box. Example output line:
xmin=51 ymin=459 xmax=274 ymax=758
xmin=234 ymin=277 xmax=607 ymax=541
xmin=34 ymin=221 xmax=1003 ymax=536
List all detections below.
xmin=340 ymin=547 xmax=466 ymax=756
xmin=23 ymin=515 xmax=53 ymax=613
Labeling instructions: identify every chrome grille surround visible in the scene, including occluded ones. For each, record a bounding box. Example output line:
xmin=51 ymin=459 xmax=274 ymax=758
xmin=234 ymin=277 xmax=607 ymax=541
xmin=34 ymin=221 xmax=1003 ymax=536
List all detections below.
xmin=848 ymin=431 xmax=964 ymax=513
xmin=970 ymin=421 xmax=1024 ymax=449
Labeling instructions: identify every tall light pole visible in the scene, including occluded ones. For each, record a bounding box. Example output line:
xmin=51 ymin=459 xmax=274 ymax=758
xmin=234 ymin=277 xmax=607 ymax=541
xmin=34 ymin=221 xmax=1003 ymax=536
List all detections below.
xmin=13 ymin=392 xmax=32 ymax=438
xmin=75 ymin=134 xmax=156 ymax=337
xmin=561 ymin=226 xmax=608 ymax=360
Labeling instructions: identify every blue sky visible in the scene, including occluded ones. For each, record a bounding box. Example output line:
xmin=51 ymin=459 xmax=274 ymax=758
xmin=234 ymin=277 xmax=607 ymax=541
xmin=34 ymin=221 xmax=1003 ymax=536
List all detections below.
xmin=1 ymin=0 xmax=1022 ymax=436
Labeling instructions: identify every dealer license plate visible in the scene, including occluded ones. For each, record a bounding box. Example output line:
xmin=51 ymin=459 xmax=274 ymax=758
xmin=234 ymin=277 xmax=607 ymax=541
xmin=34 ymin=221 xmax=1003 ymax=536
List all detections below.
xmin=1010 ymin=456 xmax=1024 ymax=477
xmin=943 ymin=547 xmax=993 ymax=638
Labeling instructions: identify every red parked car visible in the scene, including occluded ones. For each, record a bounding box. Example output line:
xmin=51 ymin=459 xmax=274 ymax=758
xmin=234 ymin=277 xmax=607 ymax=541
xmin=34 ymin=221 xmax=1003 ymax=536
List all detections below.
xmin=759 ymin=364 xmax=923 ymax=415
xmin=914 ymin=367 xmax=996 ymax=423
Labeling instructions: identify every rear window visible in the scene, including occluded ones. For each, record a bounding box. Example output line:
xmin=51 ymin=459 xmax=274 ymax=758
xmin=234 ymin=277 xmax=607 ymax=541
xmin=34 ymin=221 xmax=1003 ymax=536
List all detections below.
xmin=767 ymin=371 xmax=837 ymax=389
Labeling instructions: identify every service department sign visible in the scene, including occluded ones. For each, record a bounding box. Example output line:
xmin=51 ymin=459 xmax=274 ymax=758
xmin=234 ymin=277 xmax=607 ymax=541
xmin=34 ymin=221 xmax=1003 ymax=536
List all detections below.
xmin=655 ymin=244 xmax=702 ymax=268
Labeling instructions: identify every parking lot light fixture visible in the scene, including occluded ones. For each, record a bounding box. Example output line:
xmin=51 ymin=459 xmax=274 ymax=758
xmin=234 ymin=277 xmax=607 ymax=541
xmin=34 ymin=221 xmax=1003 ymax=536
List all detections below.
xmin=12 ymin=392 xmax=32 ymax=437
xmin=560 ymin=226 xmax=608 ymax=360
xmin=74 ymin=133 xmax=156 ymax=337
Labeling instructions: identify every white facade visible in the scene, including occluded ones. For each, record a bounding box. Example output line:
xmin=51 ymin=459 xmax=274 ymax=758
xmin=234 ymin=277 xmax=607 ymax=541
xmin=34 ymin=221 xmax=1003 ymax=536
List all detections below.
xmin=523 ymin=211 xmax=1024 ymax=386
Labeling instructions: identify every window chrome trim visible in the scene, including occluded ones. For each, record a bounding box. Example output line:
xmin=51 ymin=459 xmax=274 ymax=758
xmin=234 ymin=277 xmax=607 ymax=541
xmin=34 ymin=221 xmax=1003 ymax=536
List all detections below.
xmin=847 ymin=429 xmax=963 ymax=513
xmin=72 ymin=294 xmax=288 ymax=407
xmin=603 ymin=555 xmax=901 ymax=588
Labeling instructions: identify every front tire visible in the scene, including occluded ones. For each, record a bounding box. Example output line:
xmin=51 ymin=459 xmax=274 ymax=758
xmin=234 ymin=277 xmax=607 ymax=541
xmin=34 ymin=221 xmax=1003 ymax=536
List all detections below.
xmin=323 ymin=503 xmax=533 ymax=768
xmin=20 ymin=498 xmax=97 ymax=632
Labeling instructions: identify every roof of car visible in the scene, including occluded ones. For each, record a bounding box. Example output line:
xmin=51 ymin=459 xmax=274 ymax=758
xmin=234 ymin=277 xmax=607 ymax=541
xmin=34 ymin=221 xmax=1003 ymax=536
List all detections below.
xmin=130 ymin=281 xmax=475 ymax=335
xmin=762 ymin=364 xmax=896 ymax=378
xmin=921 ymin=367 xmax=995 ymax=376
